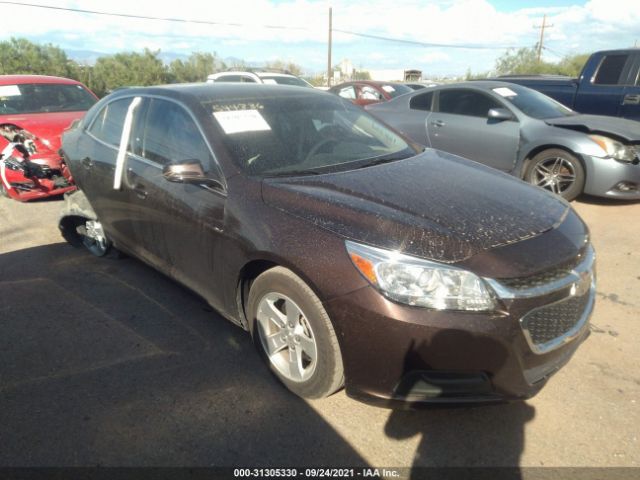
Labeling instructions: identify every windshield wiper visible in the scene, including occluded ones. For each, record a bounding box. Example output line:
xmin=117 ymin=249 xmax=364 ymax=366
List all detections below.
xmin=264 ymin=169 xmax=324 ymax=177
xmin=354 ymin=151 xmax=413 ymax=169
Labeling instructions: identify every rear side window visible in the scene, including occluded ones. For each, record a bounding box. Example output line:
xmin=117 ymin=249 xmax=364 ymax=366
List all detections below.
xmin=139 ymin=99 xmax=212 ymax=168
xmin=358 ymin=86 xmax=383 ymax=101
xmin=410 ymin=92 xmax=433 ymax=111
xmin=593 ymin=55 xmax=628 ymax=85
xmin=438 ymin=89 xmax=501 ymax=117
xmin=88 ymin=98 xmax=132 ymax=146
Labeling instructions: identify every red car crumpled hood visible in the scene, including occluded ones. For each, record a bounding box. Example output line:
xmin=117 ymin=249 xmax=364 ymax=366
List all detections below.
xmin=0 ymin=111 xmax=85 ymax=153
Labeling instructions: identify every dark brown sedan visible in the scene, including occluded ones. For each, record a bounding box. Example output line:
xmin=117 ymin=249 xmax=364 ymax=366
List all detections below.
xmin=60 ymin=84 xmax=595 ymax=406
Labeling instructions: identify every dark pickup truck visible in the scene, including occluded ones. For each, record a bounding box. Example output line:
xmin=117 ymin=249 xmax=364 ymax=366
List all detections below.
xmin=497 ymin=49 xmax=640 ymax=121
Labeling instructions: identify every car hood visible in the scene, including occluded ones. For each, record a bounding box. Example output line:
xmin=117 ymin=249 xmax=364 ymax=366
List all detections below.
xmin=262 ymin=150 xmax=570 ymax=263
xmin=545 ymin=114 xmax=640 ymax=143
xmin=0 ymin=111 xmax=85 ymax=152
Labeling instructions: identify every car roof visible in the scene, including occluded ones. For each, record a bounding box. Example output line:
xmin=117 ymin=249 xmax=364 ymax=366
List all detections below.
xmin=0 ymin=74 xmax=84 ymax=86
xmin=211 ymin=71 xmax=299 ymax=78
xmin=107 ymin=82 xmax=330 ymax=104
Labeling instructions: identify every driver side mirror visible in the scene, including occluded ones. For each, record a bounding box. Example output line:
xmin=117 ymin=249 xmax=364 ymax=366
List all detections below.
xmin=162 ymin=160 xmax=223 ymax=190
xmin=488 ymin=108 xmax=513 ymax=121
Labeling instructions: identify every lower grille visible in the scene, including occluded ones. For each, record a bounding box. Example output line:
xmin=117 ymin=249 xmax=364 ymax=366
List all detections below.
xmin=521 ymin=291 xmax=593 ymax=353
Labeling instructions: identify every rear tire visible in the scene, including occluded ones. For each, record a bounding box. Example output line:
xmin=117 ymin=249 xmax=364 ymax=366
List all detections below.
xmin=525 ymin=149 xmax=585 ymax=201
xmin=247 ymin=267 xmax=344 ymax=399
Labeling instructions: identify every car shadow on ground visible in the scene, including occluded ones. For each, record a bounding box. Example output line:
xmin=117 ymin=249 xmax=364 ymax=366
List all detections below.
xmin=381 ymin=336 xmax=535 ymax=477
xmin=1 ymin=242 xmax=534 ymax=473
xmin=0 ymin=243 xmax=367 ymax=467
xmin=576 ymin=194 xmax=640 ymax=206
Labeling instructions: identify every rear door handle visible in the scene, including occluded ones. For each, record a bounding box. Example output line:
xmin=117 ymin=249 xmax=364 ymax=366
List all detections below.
xmin=81 ymin=157 xmax=93 ymax=169
xmin=133 ymin=183 xmax=148 ymax=199
xmin=623 ymin=94 xmax=640 ymax=105
xmin=430 ymin=120 xmax=446 ymax=127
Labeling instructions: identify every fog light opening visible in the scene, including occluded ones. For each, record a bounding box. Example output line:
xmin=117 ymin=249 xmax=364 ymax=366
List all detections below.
xmin=614 ymin=181 xmax=638 ymax=193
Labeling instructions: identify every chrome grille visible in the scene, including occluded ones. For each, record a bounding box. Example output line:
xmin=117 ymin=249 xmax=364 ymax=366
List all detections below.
xmin=498 ymin=250 xmax=585 ymax=291
xmin=522 ymin=292 xmax=591 ymax=348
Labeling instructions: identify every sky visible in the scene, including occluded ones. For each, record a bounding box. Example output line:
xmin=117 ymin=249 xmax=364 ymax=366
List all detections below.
xmin=1 ymin=0 xmax=639 ymax=77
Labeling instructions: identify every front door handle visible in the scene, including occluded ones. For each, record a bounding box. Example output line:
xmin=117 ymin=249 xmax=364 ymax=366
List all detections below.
xmin=623 ymin=94 xmax=640 ymax=105
xmin=81 ymin=157 xmax=93 ymax=169
xmin=430 ymin=119 xmax=446 ymax=127
xmin=133 ymin=183 xmax=148 ymax=199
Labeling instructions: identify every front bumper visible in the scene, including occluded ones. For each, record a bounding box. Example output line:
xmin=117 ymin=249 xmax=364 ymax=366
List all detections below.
xmin=325 ymin=248 xmax=595 ymax=407
xmin=582 ymin=154 xmax=640 ymax=199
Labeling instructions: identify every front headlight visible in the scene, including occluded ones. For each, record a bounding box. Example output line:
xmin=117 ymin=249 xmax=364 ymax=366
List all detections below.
xmin=589 ymin=135 xmax=636 ymax=163
xmin=345 ymin=241 xmax=496 ymax=311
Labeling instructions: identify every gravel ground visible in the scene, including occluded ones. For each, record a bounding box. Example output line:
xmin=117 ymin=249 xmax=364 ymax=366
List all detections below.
xmin=0 ymin=194 xmax=638 ymax=473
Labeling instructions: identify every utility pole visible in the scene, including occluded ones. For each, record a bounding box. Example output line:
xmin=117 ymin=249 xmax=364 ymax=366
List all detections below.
xmin=327 ymin=7 xmax=332 ymax=87
xmin=534 ymin=14 xmax=553 ymax=62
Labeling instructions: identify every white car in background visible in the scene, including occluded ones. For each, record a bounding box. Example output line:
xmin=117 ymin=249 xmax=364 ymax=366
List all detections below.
xmin=207 ymin=70 xmax=313 ymax=88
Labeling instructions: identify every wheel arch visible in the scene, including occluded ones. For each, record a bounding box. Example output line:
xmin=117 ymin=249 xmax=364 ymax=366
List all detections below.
xmin=234 ymin=255 xmax=328 ymax=331
xmin=520 ymin=144 xmax=587 ymax=182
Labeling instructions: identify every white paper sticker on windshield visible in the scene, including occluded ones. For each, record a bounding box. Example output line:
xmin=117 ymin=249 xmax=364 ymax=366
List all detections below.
xmin=213 ymin=109 xmax=271 ymax=134
xmin=381 ymin=85 xmax=396 ymax=93
xmin=493 ymin=87 xmax=517 ymax=97
xmin=261 ymin=79 xmax=278 ymax=85
xmin=0 ymin=85 xmax=21 ymax=97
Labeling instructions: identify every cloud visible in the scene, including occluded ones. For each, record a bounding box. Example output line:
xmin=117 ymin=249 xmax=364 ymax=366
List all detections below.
xmin=1 ymin=0 xmax=638 ymax=75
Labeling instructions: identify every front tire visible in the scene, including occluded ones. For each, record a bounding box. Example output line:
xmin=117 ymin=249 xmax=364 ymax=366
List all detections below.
xmin=247 ymin=267 xmax=344 ymax=399
xmin=525 ymin=149 xmax=585 ymax=201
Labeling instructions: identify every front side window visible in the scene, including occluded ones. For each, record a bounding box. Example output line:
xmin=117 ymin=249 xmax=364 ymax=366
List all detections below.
xmin=337 ymin=86 xmax=356 ymax=100
xmin=139 ymin=99 xmax=212 ymax=168
xmin=88 ymin=97 xmax=133 ymax=147
xmin=205 ymin=93 xmax=418 ymax=177
xmin=593 ymin=54 xmax=628 ymax=85
xmin=438 ymin=89 xmax=501 ymax=117
xmin=0 ymin=83 xmax=96 ymax=115
xmin=380 ymin=83 xmax=412 ymax=98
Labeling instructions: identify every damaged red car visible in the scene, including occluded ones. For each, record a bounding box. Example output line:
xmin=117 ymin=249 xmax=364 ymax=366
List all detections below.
xmin=0 ymin=75 xmax=98 ymax=201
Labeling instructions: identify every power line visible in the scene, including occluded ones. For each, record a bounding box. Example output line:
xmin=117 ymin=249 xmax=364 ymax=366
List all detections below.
xmin=1 ymin=1 xmax=528 ymax=51
xmin=333 ymin=29 xmax=526 ymax=50
xmin=0 ymin=1 xmax=307 ymax=30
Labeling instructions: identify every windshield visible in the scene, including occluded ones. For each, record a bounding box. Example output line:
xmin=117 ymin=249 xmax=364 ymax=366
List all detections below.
xmin=492 ymin=85 xmax=575 ymax=119
xmin=261 ymin=76 xmax=313 ymax=88
xmin=0 ymin=83 xmax=97 ymax=115
xmin=205 ymin=94 xmax=417 ymax=176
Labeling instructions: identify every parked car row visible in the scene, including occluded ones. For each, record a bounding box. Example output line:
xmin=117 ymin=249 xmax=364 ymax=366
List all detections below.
xmin=56 ymin=83 xmax=596 ymax=406
xmin=364 ymin=81 xmax=640 ymax=201
xmin=3 ymin=59 xmax=634 ymax=406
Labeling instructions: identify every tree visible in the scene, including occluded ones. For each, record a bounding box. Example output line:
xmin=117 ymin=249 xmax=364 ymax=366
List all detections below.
xmin=494 ymin=47 xmax=591 ymax=77
xmin=0 ymin=37 xmax=79 ymax=78
xmin=352 ymin=70 xmax=371 ymax=80
xmin=168 ymin=52 xmax=226 ymax=83
xmin=89 ymin=49 xmax=169 ymax=97
xmin=264 ymin=60 xmax=303 ymax=76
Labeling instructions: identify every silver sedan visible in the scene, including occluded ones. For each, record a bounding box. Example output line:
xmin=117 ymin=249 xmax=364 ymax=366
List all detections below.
xmin=366 ymin=81 xmax=640 ymax=201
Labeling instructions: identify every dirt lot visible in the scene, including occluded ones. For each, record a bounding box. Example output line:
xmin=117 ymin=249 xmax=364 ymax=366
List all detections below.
xmin=0 ymin=194 xmax=638 ymax=472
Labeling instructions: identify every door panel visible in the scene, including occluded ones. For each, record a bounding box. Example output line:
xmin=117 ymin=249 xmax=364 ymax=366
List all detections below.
xmin=81 ymin=97 xmax=136 ymax=245
xmin=619 ymin=54 xmax=640 ymax=122
xmin=429 ymin=89 xmax=519 ymax=171
xmin=124 ymin=97 xmax=226 ymax=307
